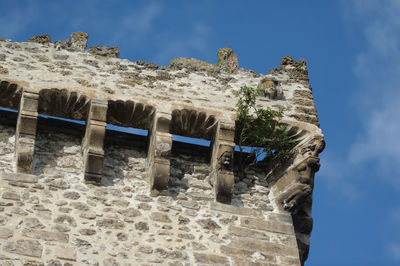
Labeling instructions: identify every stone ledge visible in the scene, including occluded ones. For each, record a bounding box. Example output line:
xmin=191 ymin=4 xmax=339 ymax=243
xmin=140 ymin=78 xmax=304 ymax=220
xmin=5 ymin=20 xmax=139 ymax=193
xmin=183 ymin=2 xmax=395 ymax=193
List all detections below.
xmin=1 ymin=172 xmax=38 ymax=183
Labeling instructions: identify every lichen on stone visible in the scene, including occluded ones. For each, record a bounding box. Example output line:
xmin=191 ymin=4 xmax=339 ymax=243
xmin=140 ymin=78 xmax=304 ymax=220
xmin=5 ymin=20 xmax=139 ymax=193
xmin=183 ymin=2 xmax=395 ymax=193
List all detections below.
xmin=27 ymin=34 xmax=51 ymax=44
xmin=170 ymin=57 xmax=218 ymax=72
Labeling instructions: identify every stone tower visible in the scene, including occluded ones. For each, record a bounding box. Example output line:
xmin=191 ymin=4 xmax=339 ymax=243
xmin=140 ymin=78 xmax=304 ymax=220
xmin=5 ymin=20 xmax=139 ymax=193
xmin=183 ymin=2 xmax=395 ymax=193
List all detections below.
xmin=0 ymin=33 xmax=324 ymax=265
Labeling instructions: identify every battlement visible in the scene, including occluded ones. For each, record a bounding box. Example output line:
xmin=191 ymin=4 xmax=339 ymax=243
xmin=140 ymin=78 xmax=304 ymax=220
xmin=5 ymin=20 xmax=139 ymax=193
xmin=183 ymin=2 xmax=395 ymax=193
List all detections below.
xmin=0 ymin=33 xmax=324 ymax=265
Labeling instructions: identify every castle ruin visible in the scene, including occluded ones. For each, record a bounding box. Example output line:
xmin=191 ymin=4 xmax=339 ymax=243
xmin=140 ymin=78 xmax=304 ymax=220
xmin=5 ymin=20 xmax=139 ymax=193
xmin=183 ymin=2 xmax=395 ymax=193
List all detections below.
xmin=0 ymin=33 xmax=324 ymax=265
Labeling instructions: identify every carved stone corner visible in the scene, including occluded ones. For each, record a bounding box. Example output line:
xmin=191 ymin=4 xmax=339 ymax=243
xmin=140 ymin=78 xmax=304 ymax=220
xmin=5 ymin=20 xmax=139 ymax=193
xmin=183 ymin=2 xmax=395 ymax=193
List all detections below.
xmin=83 ymin=99 xmax=107 ymax=184
xmin=272 ymin=133 xmax=325 ymax=265
xmin=15 ymin=91 xmax=39 ymax=173
xmin=211 ymin=119 xmax=236 ymax=204
xmin=148 ymin=112 xmax=172 ymax=195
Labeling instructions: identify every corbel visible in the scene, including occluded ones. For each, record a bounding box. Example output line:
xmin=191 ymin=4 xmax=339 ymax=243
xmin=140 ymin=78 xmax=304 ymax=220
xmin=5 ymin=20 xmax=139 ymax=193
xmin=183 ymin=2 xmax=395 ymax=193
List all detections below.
xmin=210 ymin=119 xmax=236 ymax=204
xmin=82 ymin=99 xmax=107 ymax=184
xmin=15 ymin=90 xmax=39 ymax=173
xmin=147 ymin=111 xmax=172 ymax=196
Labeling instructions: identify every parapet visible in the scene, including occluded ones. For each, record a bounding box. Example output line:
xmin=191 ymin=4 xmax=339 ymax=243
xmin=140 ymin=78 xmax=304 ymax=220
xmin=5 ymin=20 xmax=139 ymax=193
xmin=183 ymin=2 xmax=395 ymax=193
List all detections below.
xmin=0 ymin=33 xmax=324 ymax=265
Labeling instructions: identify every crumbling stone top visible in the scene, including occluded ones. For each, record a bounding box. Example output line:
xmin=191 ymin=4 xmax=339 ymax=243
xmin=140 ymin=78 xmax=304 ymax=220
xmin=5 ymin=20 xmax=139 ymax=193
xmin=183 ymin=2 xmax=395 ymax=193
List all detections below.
xmin=0 ymin=32 xmax=320 ymax=127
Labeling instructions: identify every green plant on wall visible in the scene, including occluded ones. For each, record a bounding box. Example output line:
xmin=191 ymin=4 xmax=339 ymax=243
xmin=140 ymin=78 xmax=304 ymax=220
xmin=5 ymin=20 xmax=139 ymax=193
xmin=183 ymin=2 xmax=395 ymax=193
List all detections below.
xmin=236 ymin=86 xmax=295 ymax=177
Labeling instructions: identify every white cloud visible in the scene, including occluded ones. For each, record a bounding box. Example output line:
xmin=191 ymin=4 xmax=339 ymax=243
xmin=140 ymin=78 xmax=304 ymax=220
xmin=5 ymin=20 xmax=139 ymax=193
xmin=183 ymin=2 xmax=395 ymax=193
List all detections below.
xmin=341 ymin=1 xmax=400 ymax=261
xmin=387 ymin=243 xmax=400 ymax=262
xmin=342 ymin=0 xmax=400 ymax=189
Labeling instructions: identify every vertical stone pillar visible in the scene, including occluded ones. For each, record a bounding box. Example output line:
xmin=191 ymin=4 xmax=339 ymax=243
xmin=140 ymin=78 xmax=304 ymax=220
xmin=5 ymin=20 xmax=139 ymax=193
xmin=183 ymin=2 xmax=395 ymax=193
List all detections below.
xmin=211 ymin=119 xmax=236 ymax=204
xmin=15 ymin=91 xmax=39 ymax=173
xmin=82 ymin=99 xmax=107 ymax=184
xmin=147 ymin=111 xmax=172 ymax=196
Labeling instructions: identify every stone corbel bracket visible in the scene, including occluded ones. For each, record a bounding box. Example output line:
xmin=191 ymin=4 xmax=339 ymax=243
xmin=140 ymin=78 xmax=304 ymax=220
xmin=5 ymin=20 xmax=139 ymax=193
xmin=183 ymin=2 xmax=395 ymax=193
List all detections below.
xmin=15 ymin=90 xmax=39 ymax=173
xmin=211 ymin=119 xmax=236 ymax=204
xmin=270 ymin=121 xmax=325 ymax=264
xmin=82 ymin=99 xmax=108 ymax=184
xmin=147 ymin=111 xmax=172 ymax=196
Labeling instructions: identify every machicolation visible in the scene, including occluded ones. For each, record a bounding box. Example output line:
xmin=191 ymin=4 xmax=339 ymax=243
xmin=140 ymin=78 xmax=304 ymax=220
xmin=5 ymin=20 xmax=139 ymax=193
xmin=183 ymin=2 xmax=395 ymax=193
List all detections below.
xmin=0 ymin=32 xmax=324 ymax=265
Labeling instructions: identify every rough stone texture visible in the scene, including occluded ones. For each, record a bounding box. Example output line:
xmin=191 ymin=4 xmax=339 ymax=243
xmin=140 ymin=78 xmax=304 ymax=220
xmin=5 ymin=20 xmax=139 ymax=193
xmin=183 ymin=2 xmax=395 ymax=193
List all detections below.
xmin=69 ymin=32 xmax=88 ymax=51
xmin=0 ymin=33 xmax=325 ymax=265
xmin=217 ymin=47 xmax=238 ymax=73
xmin=88 ymin=46 xmax=119 ymax=58
xmin=27 ymin=34 xmax=51 ymax=44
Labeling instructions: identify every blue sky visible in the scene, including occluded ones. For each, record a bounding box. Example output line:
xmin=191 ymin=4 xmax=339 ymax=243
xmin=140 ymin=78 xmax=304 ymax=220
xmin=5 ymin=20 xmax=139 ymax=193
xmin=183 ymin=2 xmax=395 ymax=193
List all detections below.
xmin=1 ymin=1 xmax=399 ymax=265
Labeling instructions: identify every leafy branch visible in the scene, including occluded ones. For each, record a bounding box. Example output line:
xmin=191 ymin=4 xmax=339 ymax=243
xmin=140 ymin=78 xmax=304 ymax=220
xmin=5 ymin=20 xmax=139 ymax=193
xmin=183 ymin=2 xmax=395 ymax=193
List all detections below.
xmin=236 ymin=86 xmax=295 ymax=178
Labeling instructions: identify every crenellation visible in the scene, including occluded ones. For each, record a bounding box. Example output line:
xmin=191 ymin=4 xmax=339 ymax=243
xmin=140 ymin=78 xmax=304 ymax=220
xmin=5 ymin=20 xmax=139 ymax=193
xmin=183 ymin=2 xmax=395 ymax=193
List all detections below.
xmin=0 ymin=32 xmax=325 ymax=265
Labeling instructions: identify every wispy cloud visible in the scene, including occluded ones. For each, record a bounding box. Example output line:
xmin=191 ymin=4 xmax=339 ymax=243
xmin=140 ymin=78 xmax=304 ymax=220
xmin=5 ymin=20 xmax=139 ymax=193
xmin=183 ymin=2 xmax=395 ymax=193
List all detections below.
xmin=344 ymin=0 xmax=400 ymax=189
xmin=387 ymin=243 xmax=400 ymax=263
xmin=340 ymin=0 xmax=400 ymax=262
xmin=112 ymin=2 xmax=163 ymax=43
xmin=318 ymin=153 xmax=362 ymax=201
xmin=385 ymin=206 xmax=400 ymax=262
xmin=317 ymin=0 xmax=400 ymax=203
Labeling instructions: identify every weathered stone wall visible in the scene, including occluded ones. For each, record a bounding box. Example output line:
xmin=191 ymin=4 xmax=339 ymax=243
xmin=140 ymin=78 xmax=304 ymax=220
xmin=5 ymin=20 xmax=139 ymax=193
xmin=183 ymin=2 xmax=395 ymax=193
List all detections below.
xmin=0 ymin=36 xmax=318 ymax=125
xmin=0 ymin=33 xmax=325 ymax=265
xmin=0 ymin=124 xmax=15 ymax=172
xmin=0 ymin=130 xmax=300 ymax=265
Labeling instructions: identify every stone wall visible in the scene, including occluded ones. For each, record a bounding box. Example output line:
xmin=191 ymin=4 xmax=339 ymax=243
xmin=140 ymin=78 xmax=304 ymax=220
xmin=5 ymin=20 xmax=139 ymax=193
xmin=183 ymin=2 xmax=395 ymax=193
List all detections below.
xmin=0 ymin=130 xmax=300 ymax=265
xmin=0 ymin=33 xmax=325 ymax=265
xmin=0 ymin=34 xmax=318 ymax=125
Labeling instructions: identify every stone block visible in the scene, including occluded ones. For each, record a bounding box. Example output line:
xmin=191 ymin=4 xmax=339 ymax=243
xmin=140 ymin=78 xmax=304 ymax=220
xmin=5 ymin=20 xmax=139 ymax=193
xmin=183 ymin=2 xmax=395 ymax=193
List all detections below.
xmin=55 ymin=246 xmax=76 ymax=261
xmin=220 ymin=245 xmax=276 ymax=262
xmin=227 ymin=226 xmax=270 ymax=240
xmin=232 ymin=256 xmax=276 ymax=266
xmin=15 ymin=136 xmax=36 ymax=173
xmin=3 ymin=239 xmax=43 ymax=258
xmin=85 ymin=121 xmax=107 ymax=149
xmin=230 ymin=237 xmax=298 ymax=257
xmin=217 ymin=47 xmax=238 ymax=73
xmin=96 ymin=218 xmax=125 ymax=229
xmin=150 ymin=212 xmax=172 ymax=223
xmin=24 ymin=218 xmax=45 ymax=229
xmin=1 ymin=172 xmax=38 ymax=183
xmin=84 ymin=150 xmax=104 ymax=175
xmin=88 ymin=46 xmax=119 ymax=58
xmin=210 ymin=202 xmax=261 ymax=217
xmin=17 ymin=112 xmax=37 ymax=135
xmin=150 ymin=159 xmax=170 ymax=195
xmin=218 ymin=120 xmax=235 ymax=142
xmin=22 ymin=229 xmax=69 ymax=243
xmin=0 ymin=227 xmax=13 ymax=239
xmin=27 ymin=34 xmax=51 ymax=44
xmin=2 ymin=191 xmax=20 ymax=201
xmin=69 ymin=32 xmax=88 ymax=51
xmin=240 ymin=217 xmax=295 ymax=235
xmin=193 ymin=252 xmax=229 ymax=265
xmin=215 ymin=172 xmax=234 ymax=204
